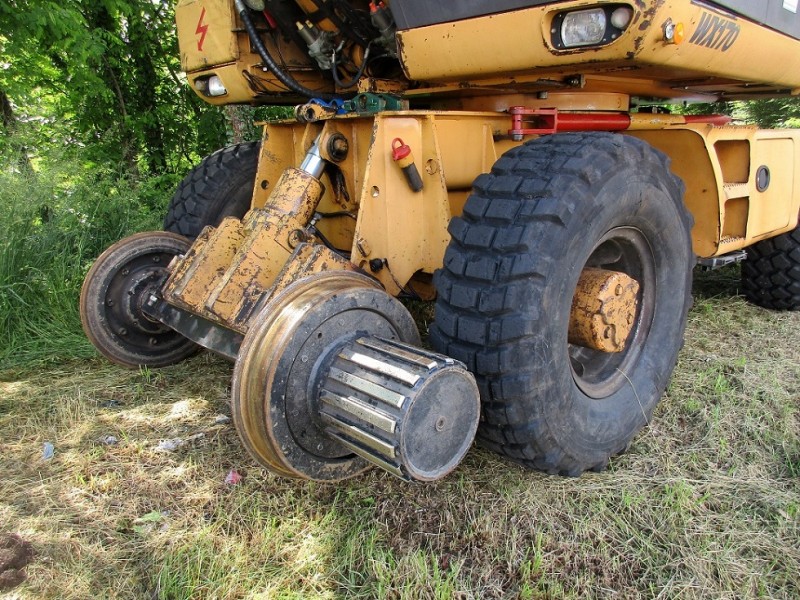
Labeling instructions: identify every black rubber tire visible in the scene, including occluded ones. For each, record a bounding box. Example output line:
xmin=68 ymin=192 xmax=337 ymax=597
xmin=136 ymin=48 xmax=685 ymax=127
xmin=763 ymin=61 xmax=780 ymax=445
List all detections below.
xmin=741 ymin=226 xmax=800 ymax=310
xmin=430 ymin=132 xmax=694 ymax=476
xmin=164 ymin=141 xmax=261 ymax=239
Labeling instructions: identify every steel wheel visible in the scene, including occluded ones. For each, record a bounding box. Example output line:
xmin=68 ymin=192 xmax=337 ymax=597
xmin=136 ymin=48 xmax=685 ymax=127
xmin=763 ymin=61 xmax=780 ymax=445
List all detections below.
xmin=80 ymin=231 xmax=199 ymax=367
xmin=231 ymin=271 xmax=421 ymax=480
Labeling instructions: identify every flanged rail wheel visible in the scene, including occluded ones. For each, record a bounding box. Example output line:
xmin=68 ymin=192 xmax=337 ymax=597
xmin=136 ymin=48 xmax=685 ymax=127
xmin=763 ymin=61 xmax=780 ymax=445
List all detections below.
xmin=80 ymin=231 xmax=198 ymax=368
xmin=431 ymin=132 xmax=694 ymax=476
xmin=231 ymin=271 xmax=421 ymax=480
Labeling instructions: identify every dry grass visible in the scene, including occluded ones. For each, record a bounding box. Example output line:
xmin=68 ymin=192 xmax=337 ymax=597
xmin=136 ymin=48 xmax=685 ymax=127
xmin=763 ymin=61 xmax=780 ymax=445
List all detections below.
xmin=1 ymin=267 xmax=798 ymax=599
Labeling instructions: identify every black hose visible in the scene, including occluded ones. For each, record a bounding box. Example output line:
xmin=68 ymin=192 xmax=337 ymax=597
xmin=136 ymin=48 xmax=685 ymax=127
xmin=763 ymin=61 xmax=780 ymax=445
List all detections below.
xmin=331 ymin=43 xmax=372 ymax=89
xmin=234 ymin=0 xmax=340 ymax=101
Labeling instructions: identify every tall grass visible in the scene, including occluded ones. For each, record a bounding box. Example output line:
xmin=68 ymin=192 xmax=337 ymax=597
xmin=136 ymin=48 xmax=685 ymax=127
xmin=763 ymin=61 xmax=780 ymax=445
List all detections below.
xmin=0 ymin=158 xmax=168 ymax=370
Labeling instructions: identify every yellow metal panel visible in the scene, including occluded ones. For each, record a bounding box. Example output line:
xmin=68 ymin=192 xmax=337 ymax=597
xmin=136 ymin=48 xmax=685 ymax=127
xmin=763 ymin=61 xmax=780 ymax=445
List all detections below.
xmin=351 ymin=115 xmax=453 ymax=294
xmin=176 ymin=0 xmax=238 ymax=73
xmin=203 ymin=217 xmax=292 ymax=326
xmin=627 ymin=128 xmax=722 ymax=258
xmin=749 ymin=136 xmax=796 ymax=237
xmin=629 ymin=125 xmax=800 ymax=258
xmin=397 ymin=1 xmax=800 ymax=98
xmin=431 ymin=119 xmax=499 ymax=189
xmin=163 ymin=217 xmax=245 ymax=311
xmin=259 ymin=243 xmax=360 ymax=308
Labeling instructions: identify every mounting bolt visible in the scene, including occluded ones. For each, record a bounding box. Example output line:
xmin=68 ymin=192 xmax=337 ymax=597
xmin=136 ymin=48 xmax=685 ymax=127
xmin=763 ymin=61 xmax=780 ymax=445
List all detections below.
xmin=326 ymin=133 xmax=349 ymax=162
xmin=287 ymin=229 xmax=306 ymax=249
xmin=369 ymin=258 xmax=384 ymax=272
xmin=357 ymin=238 xmax=371 ymax=257
xmin=565 ymin=75 xmax=585 ymax=88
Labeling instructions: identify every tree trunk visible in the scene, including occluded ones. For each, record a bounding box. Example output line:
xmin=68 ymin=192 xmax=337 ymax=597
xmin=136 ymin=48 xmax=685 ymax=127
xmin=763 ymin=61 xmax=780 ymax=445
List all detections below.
xmin=224 ymin=105 xmax=253 ymax=145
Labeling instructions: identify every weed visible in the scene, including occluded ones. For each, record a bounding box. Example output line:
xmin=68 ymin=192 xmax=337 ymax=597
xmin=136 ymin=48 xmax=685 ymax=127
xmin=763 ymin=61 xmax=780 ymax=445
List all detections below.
xmin=0 ymin=158 xmax=162 ymax=369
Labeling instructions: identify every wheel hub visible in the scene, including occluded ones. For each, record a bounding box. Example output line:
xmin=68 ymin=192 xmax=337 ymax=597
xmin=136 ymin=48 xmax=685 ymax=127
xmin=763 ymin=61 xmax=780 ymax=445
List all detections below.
xmin=568 ymin=227 xmax=655 ymax=399
xmin=568 ymin=267 xmax=640 ymax=353
xmin=232 ymin=272 xmax=480 ymax=482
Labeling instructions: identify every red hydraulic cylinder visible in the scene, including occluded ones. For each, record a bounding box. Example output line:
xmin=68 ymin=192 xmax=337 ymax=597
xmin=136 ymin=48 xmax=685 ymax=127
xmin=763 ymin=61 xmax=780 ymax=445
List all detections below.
xmin=508 ymin=106 xmax=733 ymax=138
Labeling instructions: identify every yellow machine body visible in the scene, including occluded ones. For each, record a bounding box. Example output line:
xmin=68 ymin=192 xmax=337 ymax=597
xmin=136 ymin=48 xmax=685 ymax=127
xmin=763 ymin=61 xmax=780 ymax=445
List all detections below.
xmin=176 ymin=0 xmax=800 ymax=104
xmin=396 ymin=1 xmax=800 ymax=99
xmin=160 ymin=111 xmax=800 ymax=331
xmin=173 ymin=0 xmax=800 ymax=274
xmin=79 ymin=0 xmax=800 ymax=481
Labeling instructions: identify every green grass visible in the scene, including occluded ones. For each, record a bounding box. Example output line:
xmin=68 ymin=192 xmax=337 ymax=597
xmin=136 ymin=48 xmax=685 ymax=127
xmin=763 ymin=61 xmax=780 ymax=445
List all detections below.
xmin=1 ymin=266 xmax=798 ymax=599
xmin=0 ymin=160 xmax=164 ymax=369
xmin=1 ymin=157 xmax=798 ymax=598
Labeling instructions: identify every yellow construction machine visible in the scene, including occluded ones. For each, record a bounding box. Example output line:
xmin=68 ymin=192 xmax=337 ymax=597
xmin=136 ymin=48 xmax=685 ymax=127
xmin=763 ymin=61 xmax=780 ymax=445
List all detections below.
xmin=81 ymin=0 xmax=800 ymax=481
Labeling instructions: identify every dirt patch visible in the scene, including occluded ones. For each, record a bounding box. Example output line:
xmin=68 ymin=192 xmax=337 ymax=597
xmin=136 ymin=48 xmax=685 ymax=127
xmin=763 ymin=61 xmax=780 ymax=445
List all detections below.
xmin=0 ymin=533 xmax=34 ymax=592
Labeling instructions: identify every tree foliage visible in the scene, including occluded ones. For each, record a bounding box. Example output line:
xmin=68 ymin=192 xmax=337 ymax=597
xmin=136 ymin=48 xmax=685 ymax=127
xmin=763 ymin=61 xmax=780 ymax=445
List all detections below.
xmin=0 ymin=0 xmax=227 ymax=173
xmin=739 ymin=98 xmax=800 ymax=129
xmin=669 ymin=97 xmax=800 ymax=128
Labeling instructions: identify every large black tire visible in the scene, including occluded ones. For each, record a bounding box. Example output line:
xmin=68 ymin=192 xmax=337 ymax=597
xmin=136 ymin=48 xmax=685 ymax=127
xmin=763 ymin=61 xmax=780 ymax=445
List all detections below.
xmin=430 ymin=132 xmax=694 ymax=476
xmin=741 ymin=227 xmax=800 ymax=310
xmin=164 ymin=141 xmax=261 ymax=239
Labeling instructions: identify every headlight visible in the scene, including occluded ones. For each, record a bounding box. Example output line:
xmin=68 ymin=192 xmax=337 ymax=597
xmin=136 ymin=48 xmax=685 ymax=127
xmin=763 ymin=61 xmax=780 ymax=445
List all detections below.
xmin=561 ymin=8 xmax=607 ymax=47
xmin=195 ymin=75 xmax=228 ymax=97
xmin=551 ymin=4 xmax=634 ymax=50
xmin=206 ymin=75 xmax=228 ymax=97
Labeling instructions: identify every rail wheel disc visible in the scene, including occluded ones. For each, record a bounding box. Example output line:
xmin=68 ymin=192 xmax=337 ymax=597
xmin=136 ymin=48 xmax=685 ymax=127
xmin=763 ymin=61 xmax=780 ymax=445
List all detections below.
xmin=231 ymin=271 xmax=421 ymax=481
xmin=80 ymin=231 xmax=199 ymax=368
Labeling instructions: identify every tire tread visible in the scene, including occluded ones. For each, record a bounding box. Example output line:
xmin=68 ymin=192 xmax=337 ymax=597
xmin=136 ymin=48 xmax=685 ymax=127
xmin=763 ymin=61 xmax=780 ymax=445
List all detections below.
xmin=431 ymin=132 xmax=693 ymax=475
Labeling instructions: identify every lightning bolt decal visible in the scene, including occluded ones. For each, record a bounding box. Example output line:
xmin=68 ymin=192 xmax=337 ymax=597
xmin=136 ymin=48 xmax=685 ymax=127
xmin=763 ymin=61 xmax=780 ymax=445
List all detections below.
xmin=196 ymin=7 xmax=208 ymax=52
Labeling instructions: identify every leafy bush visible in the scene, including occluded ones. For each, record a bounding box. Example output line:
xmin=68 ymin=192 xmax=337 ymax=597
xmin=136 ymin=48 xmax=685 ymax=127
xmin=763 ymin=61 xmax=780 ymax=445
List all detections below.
xmin=0 ymin=153 xmax=163 ymax=369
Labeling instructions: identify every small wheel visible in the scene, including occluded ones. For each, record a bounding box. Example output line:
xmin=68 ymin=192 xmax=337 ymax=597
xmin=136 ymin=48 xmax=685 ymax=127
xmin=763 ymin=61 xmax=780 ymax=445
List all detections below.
xmin=80 ymin=232 xmax=199 ymax=368
xmin=431 ymin=132 xmax=694 ymax=476
xmin=231 ymin=271 xmax=421 ymax=481
xmin=741 ymin=225 xmax=800 ymax=310
xmin=164 ymin=142 xmax=260 ymax=239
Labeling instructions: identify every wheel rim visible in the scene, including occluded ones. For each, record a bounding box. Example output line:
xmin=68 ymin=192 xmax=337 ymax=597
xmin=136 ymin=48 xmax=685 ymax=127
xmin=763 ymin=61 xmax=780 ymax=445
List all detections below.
xmin=80 ymin=232 xmax=197 ymax=367
xmin=568 ymin=226 xmax=656 ymax=399
xmin=231 ymin=271 xmax=422 ymax=481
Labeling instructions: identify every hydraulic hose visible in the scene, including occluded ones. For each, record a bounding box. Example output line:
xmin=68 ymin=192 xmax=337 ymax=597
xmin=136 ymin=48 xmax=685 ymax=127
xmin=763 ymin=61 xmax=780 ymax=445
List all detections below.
xmin=234 ymin=0 xmax=340 ymax=101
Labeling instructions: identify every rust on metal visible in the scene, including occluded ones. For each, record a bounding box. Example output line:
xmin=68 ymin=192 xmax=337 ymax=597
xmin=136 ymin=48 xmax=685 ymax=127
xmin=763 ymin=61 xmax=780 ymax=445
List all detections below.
xmin=253 ymin=242 xmax=360 ymax=315
xmin=568 ymin=268 xmax=640 ymax=353
xmin=162 ymin=165 xmax=328 ymax=332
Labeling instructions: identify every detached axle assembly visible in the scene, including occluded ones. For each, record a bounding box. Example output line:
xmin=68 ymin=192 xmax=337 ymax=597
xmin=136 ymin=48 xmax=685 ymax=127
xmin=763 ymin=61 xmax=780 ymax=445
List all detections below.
xmin=232 ymin=272 xmax=480 ymax=481
xmin=81 ymin=134 xmax=485 ymax=482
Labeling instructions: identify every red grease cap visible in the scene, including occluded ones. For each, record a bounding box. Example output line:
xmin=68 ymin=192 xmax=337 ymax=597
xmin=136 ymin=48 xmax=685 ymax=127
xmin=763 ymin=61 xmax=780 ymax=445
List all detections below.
xmin=391 ymin=138 xmax=411 ymax=161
